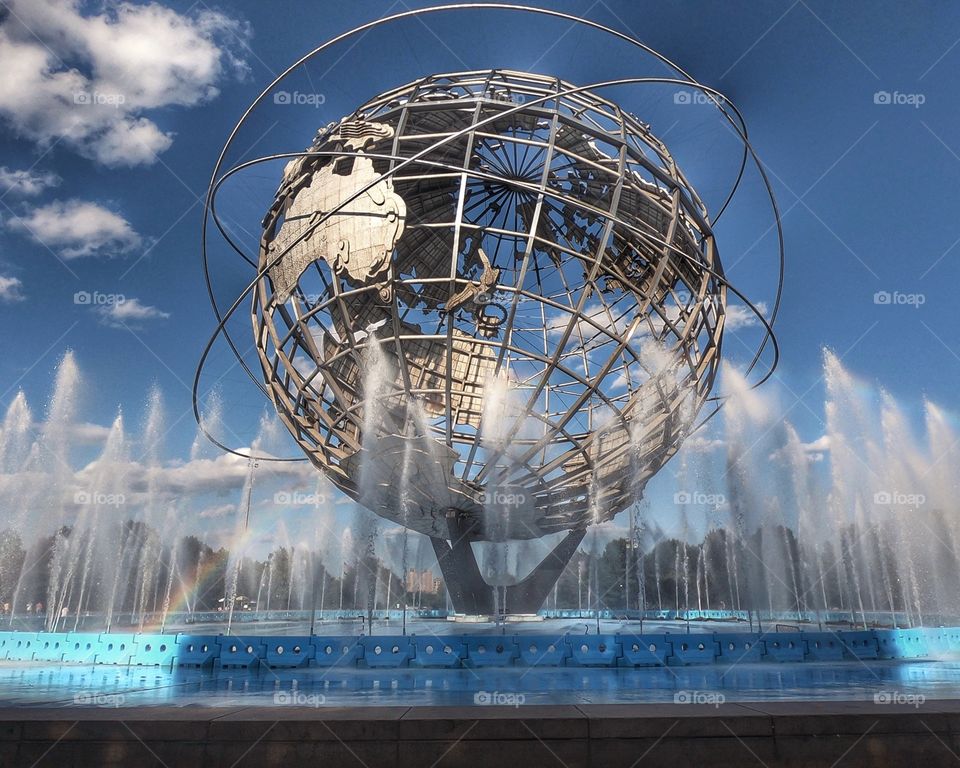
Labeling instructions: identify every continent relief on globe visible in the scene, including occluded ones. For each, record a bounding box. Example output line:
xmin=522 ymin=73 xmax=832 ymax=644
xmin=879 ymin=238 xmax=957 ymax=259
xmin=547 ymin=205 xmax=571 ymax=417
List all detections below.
xmin=263 ymin=120 xmax=406 ymax=302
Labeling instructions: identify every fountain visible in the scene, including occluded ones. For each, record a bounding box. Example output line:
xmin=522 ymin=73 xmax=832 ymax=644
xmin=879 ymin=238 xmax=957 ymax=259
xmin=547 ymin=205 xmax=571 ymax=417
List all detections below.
xmin=0 ymin=348 xmax=956 ymax=635
xmin=3 ymin=6 xmax=958 ymax=766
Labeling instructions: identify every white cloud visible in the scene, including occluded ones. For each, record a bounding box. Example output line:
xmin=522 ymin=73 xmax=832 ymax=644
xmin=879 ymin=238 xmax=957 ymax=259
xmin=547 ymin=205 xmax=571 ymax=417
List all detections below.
xmin=547 ymin=301 xmax=629 ymax=348
xmin=684 ymin=435 xmax=725 ymax=453
xmin=97 ymin=297 xmax=169 ymax=327
xmin=74 ymin=448 xmax=313 ymax=500
xmin=199 ymin=503 xmax=236 ymax=520
xmin=767 ymin=433 xmax=830 ymax=465
xmin=0 ymin=417 xmax=108 ymax=447
xmin=0 ymin=166 xmax=60 ymax=196
xmin=0 ymin=0 xmax=249 ymax=166
xmin=10 ymin=199 xmax=141 ymax=258
xmin=70 ymin=421 xmax=112 ymax=444
xmin=802 ymin=434 xmax=830 ymax=454
xmin=576 ymin=520 xmax=629 ymax=552
xmin=724 ymin=301 xmax=769 ymax=331
xmin=0 ymin=275 xmax=24 ymax=302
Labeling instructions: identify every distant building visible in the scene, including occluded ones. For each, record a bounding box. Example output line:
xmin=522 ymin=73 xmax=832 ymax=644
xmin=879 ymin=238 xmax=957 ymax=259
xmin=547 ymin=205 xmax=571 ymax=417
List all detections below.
xmin=406 ymin=569 xmax=440 ymax=594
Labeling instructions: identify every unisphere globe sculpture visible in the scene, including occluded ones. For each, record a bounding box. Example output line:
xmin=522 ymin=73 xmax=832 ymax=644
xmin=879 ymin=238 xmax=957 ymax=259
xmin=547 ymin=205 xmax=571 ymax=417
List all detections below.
xmin=250 ymin=70 xmax=731 ymax=613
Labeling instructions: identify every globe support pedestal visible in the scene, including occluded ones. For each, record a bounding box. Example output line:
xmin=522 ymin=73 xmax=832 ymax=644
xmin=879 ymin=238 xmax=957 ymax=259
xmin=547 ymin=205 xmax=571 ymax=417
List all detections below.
xmin=431 ymin=515 xmax=586 ymax=615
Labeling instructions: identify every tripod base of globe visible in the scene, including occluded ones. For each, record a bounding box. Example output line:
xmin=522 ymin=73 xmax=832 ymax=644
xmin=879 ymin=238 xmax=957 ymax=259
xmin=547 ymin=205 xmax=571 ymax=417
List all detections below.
xmin=431 ymin=511 xmax=586 ymax=615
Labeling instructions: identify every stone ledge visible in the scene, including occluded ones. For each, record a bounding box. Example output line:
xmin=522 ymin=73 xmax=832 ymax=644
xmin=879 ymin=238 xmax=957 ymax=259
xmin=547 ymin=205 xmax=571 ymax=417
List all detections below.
xmin=1 ymin=701 xmax=959 ymax=767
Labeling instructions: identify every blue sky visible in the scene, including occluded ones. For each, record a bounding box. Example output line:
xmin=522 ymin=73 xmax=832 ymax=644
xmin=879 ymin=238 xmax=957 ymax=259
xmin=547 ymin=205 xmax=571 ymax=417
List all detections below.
xmin=0 ymin=0 xmax=958 ymax=550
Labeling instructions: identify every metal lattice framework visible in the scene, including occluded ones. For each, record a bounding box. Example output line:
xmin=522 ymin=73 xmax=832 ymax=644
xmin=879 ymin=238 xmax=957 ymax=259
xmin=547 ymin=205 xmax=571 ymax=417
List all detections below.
xmin=253 ymin=69 xmax=724 ymax=541
xmin=194 ymin=4 xmax=782 ymax=614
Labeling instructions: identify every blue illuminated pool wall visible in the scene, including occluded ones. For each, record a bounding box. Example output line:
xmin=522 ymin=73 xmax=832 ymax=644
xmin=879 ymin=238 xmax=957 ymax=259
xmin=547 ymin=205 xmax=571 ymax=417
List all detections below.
xmin=2 ymin=626 xmax=958 ymax=669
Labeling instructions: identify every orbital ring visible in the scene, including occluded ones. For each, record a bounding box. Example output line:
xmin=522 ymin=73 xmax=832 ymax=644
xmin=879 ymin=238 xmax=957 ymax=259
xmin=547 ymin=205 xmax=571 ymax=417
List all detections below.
xmin=197 ymin=6 xmax=783 ymax=463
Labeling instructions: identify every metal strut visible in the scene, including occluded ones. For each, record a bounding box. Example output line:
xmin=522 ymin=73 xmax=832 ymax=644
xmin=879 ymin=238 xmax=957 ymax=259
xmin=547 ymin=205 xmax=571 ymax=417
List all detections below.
xmin=431 ymin=511 xmax=586 ymax=615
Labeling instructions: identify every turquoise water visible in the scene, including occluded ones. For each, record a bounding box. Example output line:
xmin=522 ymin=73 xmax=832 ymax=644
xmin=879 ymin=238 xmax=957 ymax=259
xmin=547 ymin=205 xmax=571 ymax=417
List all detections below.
xmin=3 ymin=660 xmax=960 ymax=708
